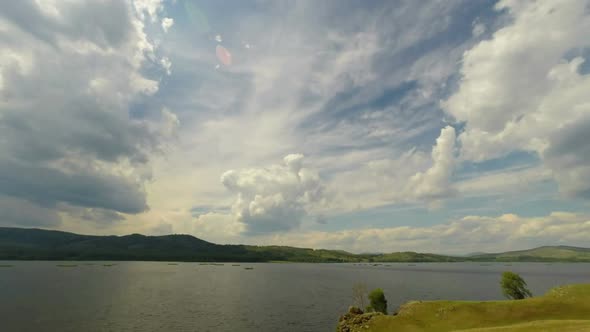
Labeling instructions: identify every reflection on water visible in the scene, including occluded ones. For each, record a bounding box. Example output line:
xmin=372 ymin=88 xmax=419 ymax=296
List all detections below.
xmin=1 ymin=262 xmax=589 ymax=332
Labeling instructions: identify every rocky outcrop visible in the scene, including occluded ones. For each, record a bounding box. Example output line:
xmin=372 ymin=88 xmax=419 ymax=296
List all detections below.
xmin=336 ymin=306 xmax=383 ymax=332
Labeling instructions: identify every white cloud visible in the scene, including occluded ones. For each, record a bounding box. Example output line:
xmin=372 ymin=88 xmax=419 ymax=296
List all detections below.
xmin=261 ymin=212 xmax=590 ymax=254
xmin=192 ymin=212 xmax=244 ymax=243
xmin=221 ymin=154 xmax=326 ymax=234
xmin=457 ymin=166 xmax=552 ymax=196
xmin=443 ymin=0 xmax=590 ymax=198
xmin=161 ymin=17 xmax=174 ymax=33
xmin=407 ymin=126 xmax=456 ymax=201
xmin=326 ymin=126 xmax=457 ymax=212
xmin=137 ymin=0 xmax=475 ymax=234
xmin=133 ymin=0 xmax=163 ymax=23
xmin=160 ymin=56 xmax=172 ymax=75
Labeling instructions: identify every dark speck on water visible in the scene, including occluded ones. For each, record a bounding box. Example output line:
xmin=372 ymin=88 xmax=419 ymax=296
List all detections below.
xmin=0 ymin=262 xmax=589 ymax=332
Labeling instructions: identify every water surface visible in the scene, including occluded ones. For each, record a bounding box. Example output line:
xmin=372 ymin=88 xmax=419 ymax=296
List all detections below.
xmin=1 ymin=262 xmax=589 ymax=332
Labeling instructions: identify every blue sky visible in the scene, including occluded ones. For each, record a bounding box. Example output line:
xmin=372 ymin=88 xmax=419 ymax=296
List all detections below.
xmin=0 ymin=0 xmax=589 ymax=254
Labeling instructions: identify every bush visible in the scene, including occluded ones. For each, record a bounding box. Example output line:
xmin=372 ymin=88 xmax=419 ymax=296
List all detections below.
xmin=501 ymin=271 xmax=532 ymax=300
xmin=352 ymin=282 xmax=368 ymax=309
xmin=368 ymin=288 xmax=388 ymax=314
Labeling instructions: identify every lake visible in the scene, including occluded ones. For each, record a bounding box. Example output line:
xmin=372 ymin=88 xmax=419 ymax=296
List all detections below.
xmin=1 ymin=262 xmax=589 ymax=331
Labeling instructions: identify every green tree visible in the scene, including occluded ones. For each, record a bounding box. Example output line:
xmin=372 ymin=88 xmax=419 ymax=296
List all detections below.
xmin=368 ymin=288 xmax=388 ymax=314
xmin=501 ymin=271 xmax=532 ymax=300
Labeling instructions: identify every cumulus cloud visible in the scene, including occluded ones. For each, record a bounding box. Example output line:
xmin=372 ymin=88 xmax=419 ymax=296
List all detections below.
xmin=160 ymin=56 xmax=172 ymax=75
xmin=329 ymin=126 xmax=457 ymax=211
xmin=161 ymin=17 xmax=174 ymax=33
xmin=263 ymin=212 xmax=590 ymax=254
xmin=443 ymin=0 xmax=590 ymax=198
xmin=0 ymin=0 xmax=172 ymax=227
xmin=221 ymin=154 xmax=325 ymax=234
xmin=133 ymin=0 xmax=163 ymax=23
xmin=407 ymin=126 xmax=457 ymax=201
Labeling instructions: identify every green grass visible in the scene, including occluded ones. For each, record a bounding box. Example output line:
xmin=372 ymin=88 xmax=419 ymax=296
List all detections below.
xmin=244 ymin=267 xmax=254 ymax=270
xmin=0 ymin=264 xmax=13 ymax=267
xmin=102 ymin=263 xmax=116 ymax=267
xmin=365 ymin=284 xmax=590 ymax=332
xmin=460 ymin=320 xmax=590 ymax=331
xmin=56 ymin=264 xmax=77 ymax=267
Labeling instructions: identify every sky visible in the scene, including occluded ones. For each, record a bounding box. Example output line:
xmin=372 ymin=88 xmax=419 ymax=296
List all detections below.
xmin=0 ymin=0 xmax=589 ymax=254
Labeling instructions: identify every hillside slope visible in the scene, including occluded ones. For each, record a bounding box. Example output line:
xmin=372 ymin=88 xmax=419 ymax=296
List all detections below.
xmin=0 ymin=227 xmax=361 ymax=262
xmin=340 ymin=284 xmax=590 ymax=332
xmin=470 ymin=246 xmax=590 ymax=262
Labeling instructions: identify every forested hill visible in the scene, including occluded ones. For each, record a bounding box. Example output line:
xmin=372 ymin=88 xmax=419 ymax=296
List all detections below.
xmin=1 ymin=227 xmax=589 ymax=262
xmin=0 ymin=227 xmax=364 ymax=262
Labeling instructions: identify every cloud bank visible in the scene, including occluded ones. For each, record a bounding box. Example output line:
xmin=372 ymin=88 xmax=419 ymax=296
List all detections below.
xmin=444 ymin=0 xmax=590 ymax=198
xmin=0 ymin=0 xmax=172 ymax=227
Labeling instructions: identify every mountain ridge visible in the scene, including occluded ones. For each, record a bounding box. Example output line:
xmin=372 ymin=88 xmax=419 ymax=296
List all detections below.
xmin=1 ymin=227 xmax=589 ymax=262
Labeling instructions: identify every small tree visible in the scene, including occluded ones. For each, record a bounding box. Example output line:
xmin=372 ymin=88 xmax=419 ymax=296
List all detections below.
xmin=352 ymin=282 xmax=368 ymax=310
xmin=368 ymin=288 xmax=388 ymax=314
xmin=501 ymin=271 xmax=532 ymax=300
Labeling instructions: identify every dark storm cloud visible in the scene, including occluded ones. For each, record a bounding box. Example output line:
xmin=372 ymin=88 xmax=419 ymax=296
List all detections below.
xmin=60 ymin=206 xmax=127 ymax=227
xmin=0 ymin=100 xmax=156 ymax=164
xmin=0 ymin=159 xmax=148 ymax=214
xmin=544 ymin=116 xmax=590 ymax=166
xmin=543 ymin=115 xmax=590 ymax=199
xmin=0 ymin=0 xmax=165 ymax=225
xmin=0 ymin=196 xmax=62 ymax=228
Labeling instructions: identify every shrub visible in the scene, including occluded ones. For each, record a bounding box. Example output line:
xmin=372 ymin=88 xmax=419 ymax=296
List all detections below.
xmin=352 ymin=282 xmax=368 ymax=309
xmin=368 ymin=288 xmax=388 ymax=314
xmin=501 ymin=271 xmax=532 ymax=300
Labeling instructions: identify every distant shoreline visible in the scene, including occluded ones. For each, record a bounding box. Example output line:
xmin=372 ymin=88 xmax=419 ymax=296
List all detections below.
xmin=2 ymin=227 xmax=590 ymax=263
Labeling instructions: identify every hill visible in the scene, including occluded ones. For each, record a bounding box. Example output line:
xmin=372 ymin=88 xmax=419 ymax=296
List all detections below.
xmin=1 ymin=227 xmax=589 ymax=262
xmin=338 ymin=284 xmax=590 ymax=332
xmin=469 ymin=246 xmax=590 ymax=262
xmin=0 ymin=227 xmax=364 ymax=262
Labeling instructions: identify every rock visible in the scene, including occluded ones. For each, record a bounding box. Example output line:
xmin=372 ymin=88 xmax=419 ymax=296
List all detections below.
xmin=336 ymin=311 xmax=384 ymax=332
xmin=348 ymin=306 xmax=364 ymax=315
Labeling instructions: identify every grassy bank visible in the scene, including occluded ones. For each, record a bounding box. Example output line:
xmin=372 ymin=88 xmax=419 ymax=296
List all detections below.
xmin=360 ymin=284 xmax=590 ymax=331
